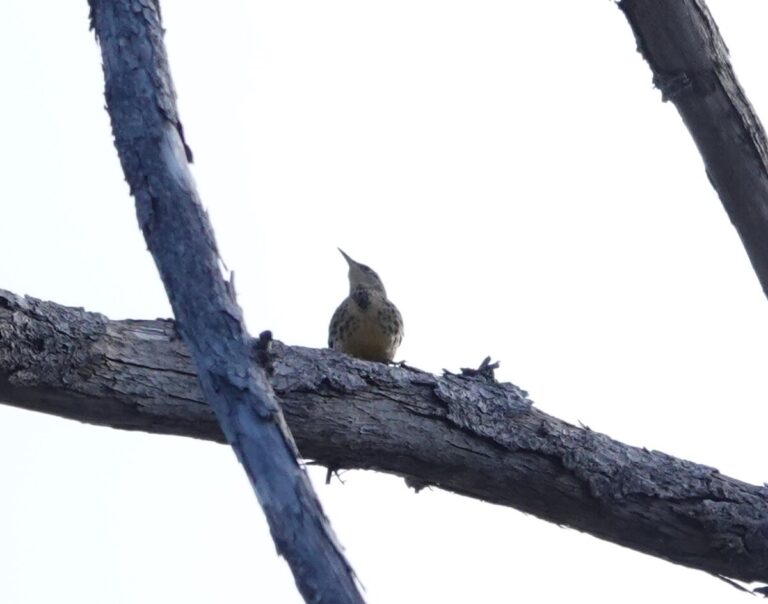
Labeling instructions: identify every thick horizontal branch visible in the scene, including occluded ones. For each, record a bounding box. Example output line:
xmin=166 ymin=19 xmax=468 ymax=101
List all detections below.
xmin=1 ymin=288 xmax=767 ymax=585
xmin=618 ymin=0 xmax=768 ymax=300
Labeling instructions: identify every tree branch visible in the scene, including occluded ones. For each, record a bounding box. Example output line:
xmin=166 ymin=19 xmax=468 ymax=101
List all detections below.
xmin=618 ymin=0 xmax=768 ymax=300
xmin=1 ymin=288 xmax=767 ymax=586
xmin=87 ymin=1 xmax=363 ymax=601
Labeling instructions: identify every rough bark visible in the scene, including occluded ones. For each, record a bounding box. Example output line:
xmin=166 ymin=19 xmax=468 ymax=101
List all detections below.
xmin=1 ymin=289 xmax=767 ymax=587
xmin=618 ymin=0 xmax=768 ymax=301
xmin=87 ymin=1 xmax=363 ymax=602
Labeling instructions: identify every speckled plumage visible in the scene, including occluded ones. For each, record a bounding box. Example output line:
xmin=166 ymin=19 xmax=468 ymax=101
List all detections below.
xmin=329 ymin=250 xmax=403 ymax=363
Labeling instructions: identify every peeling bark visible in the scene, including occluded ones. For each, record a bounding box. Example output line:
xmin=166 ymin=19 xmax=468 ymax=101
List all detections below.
xmin=1 ymin=288 xmax=767 ymax=586
xmin=618 ymin=0 xmax=768 ymax=300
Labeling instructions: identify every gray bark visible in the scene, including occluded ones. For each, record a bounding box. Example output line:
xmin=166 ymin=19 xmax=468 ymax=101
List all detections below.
xmin=618 ymin=0 xmax=768 ymax=301
xmin=87 ymin=1 xmax=363 ymax=601
xmin=1 ymin=288 xmax=767 ymax=587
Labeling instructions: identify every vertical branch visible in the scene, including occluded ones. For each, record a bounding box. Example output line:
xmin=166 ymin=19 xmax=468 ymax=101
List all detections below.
xmin=618 ymin=0 xmax=768 ymax=300
xmin=87 ymin=1 xmax=364 ymax=602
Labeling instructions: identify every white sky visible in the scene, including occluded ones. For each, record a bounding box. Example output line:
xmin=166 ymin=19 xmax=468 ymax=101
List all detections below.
xmin=1 ymin=1 xmax=768 ymax=602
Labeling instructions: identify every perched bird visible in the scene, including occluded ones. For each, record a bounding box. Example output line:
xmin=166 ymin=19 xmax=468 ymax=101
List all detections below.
xmin=328 ymin=249 xmax=404 ymax=363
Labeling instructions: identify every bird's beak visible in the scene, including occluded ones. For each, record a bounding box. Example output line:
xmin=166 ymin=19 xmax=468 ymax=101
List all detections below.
xmin=338 ymin=248 xmax=355 ymax=266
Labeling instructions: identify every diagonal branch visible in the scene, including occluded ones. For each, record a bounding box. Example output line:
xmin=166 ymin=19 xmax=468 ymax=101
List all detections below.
xmin=1 ymin=288 xmax=767 ymax=586
xmin=87 ymin=1 xmax=363 ymax=602
xmin=618 ymin=0 xmax=768 ymax=300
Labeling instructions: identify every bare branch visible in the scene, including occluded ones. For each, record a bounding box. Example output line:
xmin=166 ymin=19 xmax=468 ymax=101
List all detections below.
xmin=86 ymin=1 xmax=363 ymax=601
xmin=618 ymin=0 xmax=768 ymax=300
xmin=1 ymin=288 xmax=767 ymax=586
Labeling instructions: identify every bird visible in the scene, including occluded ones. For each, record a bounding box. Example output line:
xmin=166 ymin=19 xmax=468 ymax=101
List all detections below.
xmin=328 ymin=249 xmax=404 ymax=363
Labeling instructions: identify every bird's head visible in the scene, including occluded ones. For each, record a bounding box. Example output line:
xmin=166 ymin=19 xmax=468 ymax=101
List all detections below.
xmin=338 ymin=248 xmax=386 ymax=295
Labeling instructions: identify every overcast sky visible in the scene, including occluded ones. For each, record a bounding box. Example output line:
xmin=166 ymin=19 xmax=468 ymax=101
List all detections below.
xmin=2 ymin=1 xmax=768 ymax=602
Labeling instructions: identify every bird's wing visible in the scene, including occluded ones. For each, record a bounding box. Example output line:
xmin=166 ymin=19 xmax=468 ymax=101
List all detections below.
xmin=390 ymin=300 xmax=404 ymax=347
